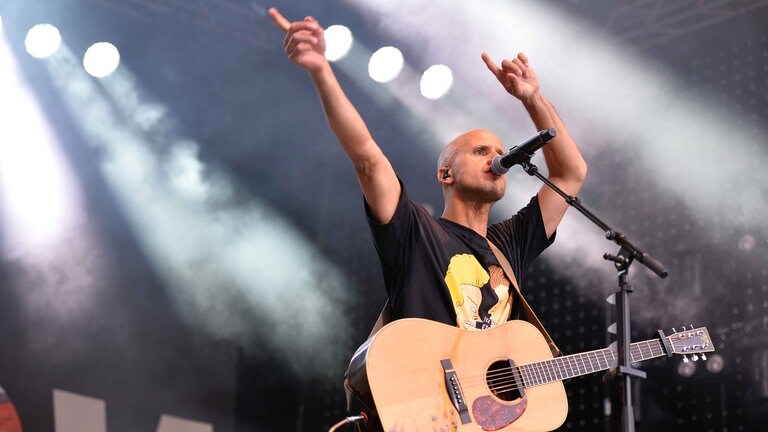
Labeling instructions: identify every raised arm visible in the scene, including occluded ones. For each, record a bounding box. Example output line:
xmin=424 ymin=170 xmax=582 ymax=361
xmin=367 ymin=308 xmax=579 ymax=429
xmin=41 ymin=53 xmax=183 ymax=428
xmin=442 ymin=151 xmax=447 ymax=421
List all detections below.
xmin=268 ymin=8 xmax=400 ymax=223
xmin=481 ymin=52 xmax=588 ymax=238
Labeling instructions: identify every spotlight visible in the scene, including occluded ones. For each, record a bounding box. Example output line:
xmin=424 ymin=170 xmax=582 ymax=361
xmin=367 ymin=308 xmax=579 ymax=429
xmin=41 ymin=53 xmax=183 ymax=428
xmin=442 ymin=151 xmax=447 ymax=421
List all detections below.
xmin=83 ymin=42 xmax=120 ymax=78
xmin=368 ymin=46 xmax=403 ymax=83
xmin=677 ymin=358 xmax=696 ymax=377
xmin=324 ymin=25 xmax=353 ymax=62
xmin=738 ymin=234 xmax=755 ymax=252
xmin=25 ymin=24 xmax=61 ymax=59
xmin=420 ymin=64 xmax=453 ymax=100
xmin=705 ymin=353 xmax=724 ymax=374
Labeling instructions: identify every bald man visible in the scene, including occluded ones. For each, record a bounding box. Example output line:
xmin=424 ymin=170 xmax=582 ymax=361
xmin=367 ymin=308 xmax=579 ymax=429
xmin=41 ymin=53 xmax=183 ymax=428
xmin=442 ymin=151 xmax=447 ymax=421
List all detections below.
xmin=269 ymin=8 xmax=587 ymax=330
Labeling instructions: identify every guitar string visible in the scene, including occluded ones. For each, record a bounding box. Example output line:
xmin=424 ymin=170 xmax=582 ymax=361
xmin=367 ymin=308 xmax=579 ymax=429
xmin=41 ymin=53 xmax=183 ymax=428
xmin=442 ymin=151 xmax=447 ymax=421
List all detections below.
xmin=482 ymin=339 xmax=665 ymax=383
xmin=462 ymin=344 xmax=666 ymax=394
xmin=466 ymin=352 xmax=666 ymax=394
xmin=466 ymin=343 xmax=662 ymax=383
xmin=473 ymin=345 xmax=665 ymax=389
xmin=476 ymin=339 xmax=696 ymax=394
xmin=457 ymin=342 xmax=665 ymax=390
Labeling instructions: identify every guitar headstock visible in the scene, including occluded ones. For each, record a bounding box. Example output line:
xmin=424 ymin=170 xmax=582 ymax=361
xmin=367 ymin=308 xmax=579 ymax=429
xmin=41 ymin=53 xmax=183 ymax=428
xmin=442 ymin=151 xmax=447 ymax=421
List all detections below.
xmin=667 ymin=327 xmax=716 ymax=357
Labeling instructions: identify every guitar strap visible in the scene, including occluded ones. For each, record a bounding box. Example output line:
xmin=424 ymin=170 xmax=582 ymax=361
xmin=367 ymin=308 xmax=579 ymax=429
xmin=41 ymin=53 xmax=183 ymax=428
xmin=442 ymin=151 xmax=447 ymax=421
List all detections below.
xmin=364 ymin=240 xmax=561 ymax=356
xmin=486 ymin=239 xmax=562 ymax=357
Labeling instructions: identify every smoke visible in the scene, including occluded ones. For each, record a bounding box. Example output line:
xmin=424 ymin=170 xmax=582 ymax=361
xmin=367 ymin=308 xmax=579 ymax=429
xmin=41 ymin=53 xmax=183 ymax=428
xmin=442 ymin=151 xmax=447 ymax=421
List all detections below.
xmin=42 ymin=45 xmax=352 ymax=376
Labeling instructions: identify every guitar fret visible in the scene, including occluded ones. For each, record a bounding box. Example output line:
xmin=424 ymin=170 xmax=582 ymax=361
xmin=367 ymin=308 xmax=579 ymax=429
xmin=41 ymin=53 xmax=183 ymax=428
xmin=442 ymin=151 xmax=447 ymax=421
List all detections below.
xmin=554 ymin=358 xmax=564 ymax=380
xmin=536 ymin=362 xmax=544 ymax=385
xmin=649 ymin=340 xmax=658 ymax=356
xmin=569 ymin=355 xmax=579 ymax=378
xmin=520 ymin=365 xmax=537 ymax=387
xmin=521 ymin=364 xmax=531 ymax=386
xmin=578 ymin=352 xmax=588 ymax=374
xmin=517 ymin=335 xmax=678 ymax=390
xmin=638 ymin=342 xmax=649 ymax=360
xmin=650 ymin=340 xmax=661 ymax=356
xmin=519 ymin=365 xmax=529 ymax=387
xmin=553 ymin=358 xmax=563 ymax=380
xmin=526 ymin=363 xmax=535 ymax=385
xmin=539 ymin=360 xmax=549 ymax=384
xmin=549 ymin=359 xmax=559 ymax=381
xmin=543 ymin=360 xmax=553 ymax=383
xmin=600 ymin=350 xmax=610 ymax=369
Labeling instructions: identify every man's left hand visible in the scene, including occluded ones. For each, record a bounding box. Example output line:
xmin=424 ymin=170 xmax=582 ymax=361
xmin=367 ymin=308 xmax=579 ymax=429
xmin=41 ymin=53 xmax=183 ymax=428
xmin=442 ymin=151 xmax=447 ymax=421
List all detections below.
xmin=481 ymin=52 xmax=540 ymax=103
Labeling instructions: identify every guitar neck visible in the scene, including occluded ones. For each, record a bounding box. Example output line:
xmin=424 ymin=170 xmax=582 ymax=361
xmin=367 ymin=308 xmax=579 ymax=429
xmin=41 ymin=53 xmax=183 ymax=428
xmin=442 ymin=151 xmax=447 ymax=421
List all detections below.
xmin=519 ymin=339 xmax=665 ymax=387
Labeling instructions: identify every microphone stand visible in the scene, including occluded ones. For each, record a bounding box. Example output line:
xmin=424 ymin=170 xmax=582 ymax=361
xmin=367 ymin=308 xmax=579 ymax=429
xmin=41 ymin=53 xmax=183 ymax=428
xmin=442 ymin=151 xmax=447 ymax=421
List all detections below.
xmin=517 ymin=158 xmax=668 ymax=432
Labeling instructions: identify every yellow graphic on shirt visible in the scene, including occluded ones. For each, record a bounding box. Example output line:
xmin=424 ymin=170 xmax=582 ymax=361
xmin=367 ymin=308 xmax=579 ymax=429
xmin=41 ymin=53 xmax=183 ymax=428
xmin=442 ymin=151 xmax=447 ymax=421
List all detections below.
xmin=444 ymin=254 xmax=512 ymax=331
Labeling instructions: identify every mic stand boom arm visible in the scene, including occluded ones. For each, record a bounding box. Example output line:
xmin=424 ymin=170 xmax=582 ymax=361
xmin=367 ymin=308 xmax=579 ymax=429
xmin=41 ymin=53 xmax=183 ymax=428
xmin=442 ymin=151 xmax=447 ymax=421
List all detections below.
xmin=517 ymin=158 xmax=668 ymax=432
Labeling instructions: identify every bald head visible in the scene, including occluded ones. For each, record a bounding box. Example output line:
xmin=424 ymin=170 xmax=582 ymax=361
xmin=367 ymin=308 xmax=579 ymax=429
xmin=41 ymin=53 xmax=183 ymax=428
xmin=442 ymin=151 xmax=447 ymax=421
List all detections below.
xmin=437 ymin=129 xmax=503 ymax=171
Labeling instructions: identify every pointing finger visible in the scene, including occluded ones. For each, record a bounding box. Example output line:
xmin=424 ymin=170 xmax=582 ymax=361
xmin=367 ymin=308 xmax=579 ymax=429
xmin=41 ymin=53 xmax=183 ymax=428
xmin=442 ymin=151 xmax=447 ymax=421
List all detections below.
xmin=481 ymin=52 xmax=502 ymax=79
xmin=268 ymin=7 xmax=291 ymax=32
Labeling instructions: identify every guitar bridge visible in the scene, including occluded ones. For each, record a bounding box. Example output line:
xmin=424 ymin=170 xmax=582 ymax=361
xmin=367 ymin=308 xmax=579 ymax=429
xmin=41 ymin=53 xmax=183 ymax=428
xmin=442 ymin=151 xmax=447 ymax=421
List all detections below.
xmin=440 ymin=359 xmax=471 ymax=425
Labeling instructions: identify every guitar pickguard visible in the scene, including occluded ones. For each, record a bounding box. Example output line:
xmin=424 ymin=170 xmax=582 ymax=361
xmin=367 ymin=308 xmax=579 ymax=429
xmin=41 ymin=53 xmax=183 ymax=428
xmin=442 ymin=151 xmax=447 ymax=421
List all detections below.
xmin=473 ymin=396 xmax=528 ymax=431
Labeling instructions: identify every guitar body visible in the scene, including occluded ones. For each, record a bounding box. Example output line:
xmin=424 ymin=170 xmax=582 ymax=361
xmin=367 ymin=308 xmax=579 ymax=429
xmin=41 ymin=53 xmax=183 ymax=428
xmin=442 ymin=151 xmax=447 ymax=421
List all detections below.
xmin=354 ymin=319 xmax=568 ymax=432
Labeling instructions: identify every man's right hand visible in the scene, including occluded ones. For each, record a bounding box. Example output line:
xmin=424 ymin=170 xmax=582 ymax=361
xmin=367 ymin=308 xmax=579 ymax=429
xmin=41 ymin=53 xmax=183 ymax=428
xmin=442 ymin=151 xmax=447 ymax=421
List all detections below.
xmin=269 ymin=8 xmax=328 ymax=74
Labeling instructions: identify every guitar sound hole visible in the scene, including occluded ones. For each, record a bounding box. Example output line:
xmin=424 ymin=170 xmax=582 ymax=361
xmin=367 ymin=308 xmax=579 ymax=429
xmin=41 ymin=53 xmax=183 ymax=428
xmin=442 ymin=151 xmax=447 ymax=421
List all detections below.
xmin=487 ymin=360 xmax=524 ymax=402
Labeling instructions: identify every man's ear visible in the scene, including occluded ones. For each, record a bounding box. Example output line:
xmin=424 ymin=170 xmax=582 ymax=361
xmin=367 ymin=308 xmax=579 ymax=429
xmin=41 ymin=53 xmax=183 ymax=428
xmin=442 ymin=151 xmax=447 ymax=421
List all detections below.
xmin=438 ymin=166 xmax=453 ymax=184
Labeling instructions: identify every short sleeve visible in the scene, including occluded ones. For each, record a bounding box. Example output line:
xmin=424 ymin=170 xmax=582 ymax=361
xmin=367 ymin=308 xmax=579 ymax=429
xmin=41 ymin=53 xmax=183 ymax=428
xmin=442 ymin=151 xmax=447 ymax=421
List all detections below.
xmin=364 ymin=178 xmax=418 ymax=269
xmin=486 ymin=194 xmax=555 ymax=285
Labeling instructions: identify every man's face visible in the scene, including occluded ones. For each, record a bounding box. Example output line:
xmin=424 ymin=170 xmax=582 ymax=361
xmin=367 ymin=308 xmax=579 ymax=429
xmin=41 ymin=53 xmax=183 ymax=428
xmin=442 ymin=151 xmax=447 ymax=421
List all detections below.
xmin=443 ymin=129 xmax=507 ymax=203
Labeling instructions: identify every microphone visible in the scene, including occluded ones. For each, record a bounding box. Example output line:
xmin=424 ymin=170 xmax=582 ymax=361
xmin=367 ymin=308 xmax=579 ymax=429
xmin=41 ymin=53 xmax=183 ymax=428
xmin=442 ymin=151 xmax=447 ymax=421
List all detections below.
xmin=490 ymin=128 xmax=557 ymax=175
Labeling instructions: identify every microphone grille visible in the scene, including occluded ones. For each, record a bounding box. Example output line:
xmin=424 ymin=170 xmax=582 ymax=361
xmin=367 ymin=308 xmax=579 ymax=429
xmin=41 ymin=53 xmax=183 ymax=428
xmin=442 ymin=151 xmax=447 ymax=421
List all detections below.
xmin=490 ymin=156 xmax=509 ymax=175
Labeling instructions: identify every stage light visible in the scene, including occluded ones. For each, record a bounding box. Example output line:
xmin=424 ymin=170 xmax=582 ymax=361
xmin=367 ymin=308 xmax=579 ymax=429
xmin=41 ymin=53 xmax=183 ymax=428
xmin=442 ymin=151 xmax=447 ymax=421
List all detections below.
xmin=677 ymin=358 xmax=697 ymax=377
xmin=83 ymin=42 xmax=120 ymax=78
xmin=705 ymin=353 xmax=725 ymax=374
xmin=368 ymin=46 xmax=403 ymax=83
xmin=420 ymin=64 xmax=453 ymax=100
xmin=324 ymin=25 xmax=353 ymax=62
xmin=1 ymin=27 xmax=80 ymax=249
xmin=738 ymin=234 xmax=756 ymax=252
xmin=25 ymin=24 xmax=61 ymax=59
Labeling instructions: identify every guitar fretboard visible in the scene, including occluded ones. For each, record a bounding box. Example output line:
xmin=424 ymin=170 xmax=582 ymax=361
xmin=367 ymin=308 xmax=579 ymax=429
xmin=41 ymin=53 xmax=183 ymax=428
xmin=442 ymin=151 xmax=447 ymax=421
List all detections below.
xmin=519 ymin=339 xmax=665 ymax=387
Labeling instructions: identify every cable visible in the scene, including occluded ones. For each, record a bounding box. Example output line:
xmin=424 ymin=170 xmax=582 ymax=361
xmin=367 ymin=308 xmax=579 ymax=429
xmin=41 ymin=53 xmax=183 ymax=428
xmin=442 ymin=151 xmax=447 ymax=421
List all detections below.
xmin=327 ymin=412 xmax=368 ymax=432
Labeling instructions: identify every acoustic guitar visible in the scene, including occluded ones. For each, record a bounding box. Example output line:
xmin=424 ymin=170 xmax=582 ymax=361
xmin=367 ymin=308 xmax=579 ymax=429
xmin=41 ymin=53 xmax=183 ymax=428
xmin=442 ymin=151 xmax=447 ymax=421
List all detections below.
xmin=345 ymin=318 xmax=714 ymax=431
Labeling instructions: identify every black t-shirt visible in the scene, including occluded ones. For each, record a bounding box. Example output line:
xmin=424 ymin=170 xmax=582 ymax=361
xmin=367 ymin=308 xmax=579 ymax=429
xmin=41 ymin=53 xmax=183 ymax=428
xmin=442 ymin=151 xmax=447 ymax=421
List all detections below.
xmin=365 ymin=184 xmax=554 ymax=330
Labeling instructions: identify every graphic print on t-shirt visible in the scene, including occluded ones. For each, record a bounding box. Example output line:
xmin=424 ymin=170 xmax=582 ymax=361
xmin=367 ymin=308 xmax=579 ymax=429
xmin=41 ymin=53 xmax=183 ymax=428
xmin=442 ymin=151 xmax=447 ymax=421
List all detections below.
xmin=444 ymin=254 xmax=512 ymax=330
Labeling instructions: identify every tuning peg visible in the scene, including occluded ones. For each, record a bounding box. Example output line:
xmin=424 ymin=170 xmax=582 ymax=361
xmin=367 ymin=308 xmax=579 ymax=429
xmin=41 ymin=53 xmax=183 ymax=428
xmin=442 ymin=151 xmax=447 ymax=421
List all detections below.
xmin=692 ymin=354 xmax=700 ymax=362
xmin=682 ymin=355 xmax=689 ymax=363
xmin=672 ymin=327 xmax=678 ymax=333
xmin=701 ymin=354 xmax=707 ymax=361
